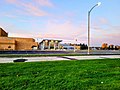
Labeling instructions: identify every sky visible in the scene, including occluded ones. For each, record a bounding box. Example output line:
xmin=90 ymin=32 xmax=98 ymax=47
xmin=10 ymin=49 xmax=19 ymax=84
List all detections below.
xmin=0 ymin=0 xmax=120 ymax=46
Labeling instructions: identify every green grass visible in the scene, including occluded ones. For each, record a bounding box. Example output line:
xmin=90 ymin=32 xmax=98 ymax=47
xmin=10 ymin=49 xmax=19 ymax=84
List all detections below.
xmin=0 ymin=54 xmax=87 ymax=57
xmin=0 ymin=59 xmax=120 ymax=90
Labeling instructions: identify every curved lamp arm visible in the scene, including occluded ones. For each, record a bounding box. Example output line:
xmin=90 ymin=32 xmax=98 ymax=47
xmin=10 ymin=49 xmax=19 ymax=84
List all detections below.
xmin=89 ymin=2 xmax=101 ymax=13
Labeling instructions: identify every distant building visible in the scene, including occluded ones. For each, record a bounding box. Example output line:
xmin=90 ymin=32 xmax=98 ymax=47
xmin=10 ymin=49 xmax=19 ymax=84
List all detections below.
xmin=60 ymin=43 xmax=81 ymax=50
xmin=0 ymin=28 xmax=38 ymax=50
xmin=61 ymin=43 xmax=74 ymax=50
xmin=39 ymin=39 xmax=62 ymax=50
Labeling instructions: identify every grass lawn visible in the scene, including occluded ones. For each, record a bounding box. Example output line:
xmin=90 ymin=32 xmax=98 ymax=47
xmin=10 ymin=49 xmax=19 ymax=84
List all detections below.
xmin=0 ymin=59 xmax=120 ymax=90
xmin=0 ymin=54 xmax=86 ymax=57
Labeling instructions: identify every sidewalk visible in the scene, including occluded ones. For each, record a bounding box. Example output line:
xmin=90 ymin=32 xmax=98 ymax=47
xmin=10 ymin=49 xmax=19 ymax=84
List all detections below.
xmin=0 ymin=55 xmax=120 ymax=63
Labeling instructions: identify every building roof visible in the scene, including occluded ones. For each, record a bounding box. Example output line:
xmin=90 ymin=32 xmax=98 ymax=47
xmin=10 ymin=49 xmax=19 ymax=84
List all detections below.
xmin=39 ymin=39 xmax=62 ymax=44
xmin=0 ymin=28 xmax=8 ymax=37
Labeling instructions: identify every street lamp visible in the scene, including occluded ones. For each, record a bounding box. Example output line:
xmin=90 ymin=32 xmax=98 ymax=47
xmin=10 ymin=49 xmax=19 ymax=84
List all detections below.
xmin=87 ymin=2 xmax=101 ymax=54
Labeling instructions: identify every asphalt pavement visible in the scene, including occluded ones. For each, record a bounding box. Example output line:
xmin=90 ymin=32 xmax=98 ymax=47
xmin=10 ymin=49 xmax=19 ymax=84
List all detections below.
xmin=0 ymin=55 xmax=120 ymax=63
xmin=0 ymin=50 xmax=120 ymax=55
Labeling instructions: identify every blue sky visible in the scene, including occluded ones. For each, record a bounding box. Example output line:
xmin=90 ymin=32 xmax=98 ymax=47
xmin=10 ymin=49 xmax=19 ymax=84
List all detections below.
xmin=0 ymin=0 xmax=120 ymax=46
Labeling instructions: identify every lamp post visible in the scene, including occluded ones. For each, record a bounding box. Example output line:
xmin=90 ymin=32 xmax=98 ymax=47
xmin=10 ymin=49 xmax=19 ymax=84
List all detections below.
xmin=87 ymin=2 xmax=101 ymax=54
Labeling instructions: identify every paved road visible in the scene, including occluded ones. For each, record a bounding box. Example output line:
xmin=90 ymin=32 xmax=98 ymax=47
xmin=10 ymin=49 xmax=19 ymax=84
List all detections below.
xmin=0 ymin=55 xmax=120 ymax=63
xmin=0 ymin=50 xmax=120 ymax=55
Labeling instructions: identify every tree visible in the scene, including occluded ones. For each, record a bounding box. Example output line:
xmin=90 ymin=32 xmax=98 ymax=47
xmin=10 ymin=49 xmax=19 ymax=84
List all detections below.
xmin=115 ymin=45 xmax=119 ymax=50
xmin=101 ymin=43 xmax=108 ymax=50
xmin=79 ymin=43 xmax=88 ymax=50
xmin=108 ymin=44 xmax=114 ymax=50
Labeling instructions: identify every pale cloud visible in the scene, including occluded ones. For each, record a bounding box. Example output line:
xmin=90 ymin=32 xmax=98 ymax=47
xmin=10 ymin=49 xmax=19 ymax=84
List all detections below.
xmin=36 ymin=20 xmax=87 ymax=43
xmin=3 ymin=13 xmax=18 ymax=18
xmin=6 ymin=0 xmax=53 ymax=7
xmin=20 ymin=3 xmax=47 ymax=16
xmin=7 ymin=17 xmax=120 ymax=46
xmin=91 ymin=32 xmax=120 ymax=46
xmin=6 ymin=0 xmax=16 ymax=3
xmin=34 ymin=0 xmax=54 ymax=7
xmin=91 ymin=17 xmax=108 ymax=30
xmin=82 ymin=17 xmax=120 ymax=46
xmin=5 ymin=0 xmax=54 ymax=17
xmin=99 ymin=17 xmax=108 ymax=25
xmin=8 ymin=19 xmax=87 ymax=44
xmin=9 ymin=33 xmax=32 ymax=38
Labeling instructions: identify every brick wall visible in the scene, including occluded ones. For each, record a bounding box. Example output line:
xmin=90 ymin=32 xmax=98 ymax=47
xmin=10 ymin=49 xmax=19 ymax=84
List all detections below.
xmin=0 ymin=28 xmax=38 ymax=50
xmin=0 ymin=37 xmax=16 ymax=50
xmin=0 ymin=37 xmax=38 ymax=50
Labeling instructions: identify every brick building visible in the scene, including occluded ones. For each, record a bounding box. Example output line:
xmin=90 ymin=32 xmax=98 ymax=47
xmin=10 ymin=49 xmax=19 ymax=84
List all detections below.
xmin=0 ymin=28 xmax=38 ymax=50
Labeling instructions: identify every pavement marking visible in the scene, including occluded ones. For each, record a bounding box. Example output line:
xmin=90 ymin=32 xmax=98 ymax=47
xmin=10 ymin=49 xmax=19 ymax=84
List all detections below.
xmin=58 ymin=56 xmax=78 ymax=60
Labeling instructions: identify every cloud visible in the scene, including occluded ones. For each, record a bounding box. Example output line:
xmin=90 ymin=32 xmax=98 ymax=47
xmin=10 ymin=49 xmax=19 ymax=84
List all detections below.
xmin=20 ymin=3 xmax=47 ymax=16
xmin=6 ymin=0 xmax=53 ymax=7
xmin=91 ymin=32 xmax=120 ymax=46
xmin=6 ymin=0 xmax=16 ymax=3
xmin=36 ymin=20 xmax=87 ymax=43
xmin=34 ymin=0 xmax=54 ymax=7
xmin=98 ymin=17 xmax=108 ymax=25
xmin=5 ymin=0 xmax=54 ymax=17
xmin=7 ymin=17 xmax=120 ymax=46
xmin=8 ymin=19 xmax=88 ymax=44
xmin=81 ymin=17 xmax=120 ymax=46
xmin=3 ymin=13 xmax=18 ymax=18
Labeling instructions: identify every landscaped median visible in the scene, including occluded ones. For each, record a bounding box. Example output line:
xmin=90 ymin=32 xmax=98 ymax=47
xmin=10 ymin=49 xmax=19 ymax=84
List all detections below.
xmin=0 ymin=58 xmax=120 ymax=90
xmin=0 ymin=54 xmax=86 ymax=57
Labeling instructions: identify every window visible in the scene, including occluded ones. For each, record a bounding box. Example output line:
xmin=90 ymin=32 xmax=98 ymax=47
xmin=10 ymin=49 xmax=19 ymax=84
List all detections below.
xmin=8 ymin=46 xmax=11 ymax=48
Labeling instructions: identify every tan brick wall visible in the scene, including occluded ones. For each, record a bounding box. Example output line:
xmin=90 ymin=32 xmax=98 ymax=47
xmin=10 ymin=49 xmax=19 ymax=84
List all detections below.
xmin=0 ymin=37 xmax=38 ymax=50
xmin=0 ymin=28 xmax=38 ymax=50
xmin=11 ymin=37 xmax=38 ymax=50
xmin=0 ymin=44 xmax=16 ymax=50
xmin=16 ymin=41 xmax=38 ymax=50
xmin=10 ymin=37 xmax=35 ymax=42
xmin=0 ymin=38 xmax=16 ymax=50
